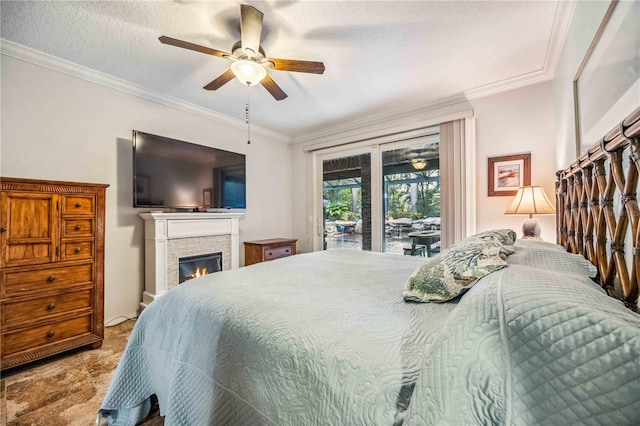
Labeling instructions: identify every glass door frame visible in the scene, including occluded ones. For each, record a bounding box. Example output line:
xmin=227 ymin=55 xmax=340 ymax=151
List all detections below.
xmin=311 ymin=145 xmax=382 ymax=252
xmin=311 ymin=132 xmax=440 ymax=253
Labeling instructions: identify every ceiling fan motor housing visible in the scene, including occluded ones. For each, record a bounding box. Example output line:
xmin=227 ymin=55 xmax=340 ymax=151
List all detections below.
xmin=230 ymin=40 xmax=266 ymax=61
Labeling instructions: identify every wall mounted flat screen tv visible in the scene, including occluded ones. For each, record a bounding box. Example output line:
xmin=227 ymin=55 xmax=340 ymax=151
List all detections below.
xmin=133 ymin=130 xmax=246 ymax=209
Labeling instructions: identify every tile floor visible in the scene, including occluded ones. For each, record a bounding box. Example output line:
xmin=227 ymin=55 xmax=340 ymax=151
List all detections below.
xmin=0 ymin=319 xmax=163 ymax=426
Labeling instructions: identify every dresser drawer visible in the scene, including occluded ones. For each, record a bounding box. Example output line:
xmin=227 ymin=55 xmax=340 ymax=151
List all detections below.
xmin=245 ymin=238 xmax=297 ymax=266
xmin=2 ymin=289 xmax=92 ymax=326
xmin=2 ymin=315 xmax=92 ymax=356
xmin=61 ymin=241 xmax=94 ymax=261
xmin=263 ymin=245 xmax=294 ymax=261
xmin=61 ymin=195 xmax=95 ymax=216
xmin=3 ymin=263 xmax=93 ymax=296
xmin=62 ymin=218 xmax=94 ymax=238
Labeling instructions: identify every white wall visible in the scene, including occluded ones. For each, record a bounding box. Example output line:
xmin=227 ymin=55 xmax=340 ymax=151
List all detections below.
xmin=552 ymin=1 xmax=610 ymax=169
xmin=471 ymin=81 xmax=556 ymax=241
xmin=291 ymin=144 xmax=313 ymax=252
xmin=0 ymin=56 xmax=293 ymax=323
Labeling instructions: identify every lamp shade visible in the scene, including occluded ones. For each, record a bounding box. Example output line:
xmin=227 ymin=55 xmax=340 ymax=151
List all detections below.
xmin=231 ymin=60 xmax=267 ymax=86
xmin=505 ymin=186 xmax=555 ymax=217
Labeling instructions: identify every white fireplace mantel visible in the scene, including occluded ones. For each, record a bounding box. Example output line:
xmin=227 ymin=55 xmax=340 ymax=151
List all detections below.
xmin=139 ymin=212 xmax=243 ymax=310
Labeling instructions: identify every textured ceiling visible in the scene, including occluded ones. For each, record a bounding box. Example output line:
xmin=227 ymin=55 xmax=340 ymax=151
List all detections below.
xmin=1 ymin=1 xmax=565 ymax=140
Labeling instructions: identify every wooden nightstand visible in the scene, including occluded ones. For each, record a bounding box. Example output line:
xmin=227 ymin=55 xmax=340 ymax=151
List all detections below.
xmin=244 ymin=238 xmax=297 ymax=266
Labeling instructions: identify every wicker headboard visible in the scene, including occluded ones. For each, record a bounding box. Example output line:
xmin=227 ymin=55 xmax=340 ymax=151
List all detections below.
xmin=556 ymin=107 xmax=640 ymax=311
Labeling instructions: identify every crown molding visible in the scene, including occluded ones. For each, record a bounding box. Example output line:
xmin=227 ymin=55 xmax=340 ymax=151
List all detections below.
xmin=543 ymin=0 xmax=576 ymax=81
xmin=291 ymin=94 xmax=472 ymax=145
xmin=463 ymin=69 xmax=551 ymax=100
xmin=465 ymin=0 xmax=576 ymax=100
xmin=0 ymin=39 xmax=291 ymax=144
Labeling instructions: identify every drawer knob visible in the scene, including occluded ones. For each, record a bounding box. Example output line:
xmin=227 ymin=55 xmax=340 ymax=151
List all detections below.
xmin=267 ymin=252 xmax=272 ymax=256
xmin=47 ymin=331 xmax=55 ymax=338
xmin=47 ymin=303 xmax=55 ymax=310
xmin=74 ymin=225 xmax=81 ymax=231
xmin=285 ymin=249 xmax=290 ymax=253
xmin=74 ymin=247 xmax=81 ymax=253
xmin=0 ymin=227 xmax=5 ymax=233
xmin=75 ymin=202 xmax=82 ymax=208
xmin=47 ymin=275 xmax=56 ymax=282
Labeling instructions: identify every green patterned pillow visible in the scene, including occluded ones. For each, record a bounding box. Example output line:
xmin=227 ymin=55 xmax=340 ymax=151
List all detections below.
xmin=403 ymin=239 xmax=513 ymax=303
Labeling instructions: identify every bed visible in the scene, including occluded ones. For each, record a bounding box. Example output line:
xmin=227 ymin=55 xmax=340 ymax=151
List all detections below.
xmin=99 ymin=110 xmax=640 ymax=425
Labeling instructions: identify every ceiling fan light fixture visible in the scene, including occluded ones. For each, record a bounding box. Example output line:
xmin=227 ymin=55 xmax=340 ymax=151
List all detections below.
xmin=231 ymin=59 xmax=267 ymax=86
xmin=411 ymin=158 xmax=427 ymax=170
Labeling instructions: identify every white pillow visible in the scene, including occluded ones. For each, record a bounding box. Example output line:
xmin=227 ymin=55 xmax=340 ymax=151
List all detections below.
xmin=508 ymin=244 xmax=598 ymax=279
xmin=513 ymin=238 xmax=566 ymax=252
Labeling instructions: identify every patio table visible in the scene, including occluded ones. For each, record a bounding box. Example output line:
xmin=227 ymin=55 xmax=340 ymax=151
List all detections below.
xmin=407 ymin=230 xmax=441 ymax=257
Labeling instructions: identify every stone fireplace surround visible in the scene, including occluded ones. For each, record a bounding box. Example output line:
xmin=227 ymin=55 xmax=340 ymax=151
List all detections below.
xmin=139 ymin=212 xmax=243 ymax=310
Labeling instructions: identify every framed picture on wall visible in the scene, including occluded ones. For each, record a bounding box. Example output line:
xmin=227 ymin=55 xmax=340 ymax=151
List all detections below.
xmin=488 ymin=153 xmax=531 ymax=197
xmin=573 ymin=0 xmax=640 ymax=156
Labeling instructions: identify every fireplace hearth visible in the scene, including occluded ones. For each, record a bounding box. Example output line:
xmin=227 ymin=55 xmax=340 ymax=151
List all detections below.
xmin=179 ymin=252 xmax=222 ymax=283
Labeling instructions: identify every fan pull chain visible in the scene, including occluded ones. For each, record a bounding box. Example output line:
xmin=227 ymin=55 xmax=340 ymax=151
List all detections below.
xmin=245 ymin=84 xmax=251 ymax=144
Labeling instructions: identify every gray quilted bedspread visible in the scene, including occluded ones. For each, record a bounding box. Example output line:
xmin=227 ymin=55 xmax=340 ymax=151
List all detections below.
xmin=404 ymin=264 xmax=640 ymax=425
xmin=99 ymin=250 xmax=458 ymax=425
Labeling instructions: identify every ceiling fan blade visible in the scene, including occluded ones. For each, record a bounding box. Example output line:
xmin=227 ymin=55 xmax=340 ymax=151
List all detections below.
xmin=159 ymin=36 xmax=230 ymax=59
xmin=260 ymin=74 xmax=288 ymax=101
xmin=266 ymin=58 xmax=325 ymax=74
xmin=203 ymin=69 xmax=236 ymax=90
xmin=240 ymin=5 xmax=263 ymax=57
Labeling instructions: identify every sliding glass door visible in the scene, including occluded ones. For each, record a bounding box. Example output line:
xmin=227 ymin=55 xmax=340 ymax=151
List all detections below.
xmin=312 ymin=131 xmax=441 ymax=255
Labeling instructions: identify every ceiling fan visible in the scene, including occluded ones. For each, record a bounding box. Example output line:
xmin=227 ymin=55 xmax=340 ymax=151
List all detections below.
xmin=159 ymin=4 xmax=325 ymax=101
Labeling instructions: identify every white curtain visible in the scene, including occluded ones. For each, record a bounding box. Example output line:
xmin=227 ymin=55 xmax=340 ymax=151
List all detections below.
xmin=440 ymin=118 xmax=476 ymax=248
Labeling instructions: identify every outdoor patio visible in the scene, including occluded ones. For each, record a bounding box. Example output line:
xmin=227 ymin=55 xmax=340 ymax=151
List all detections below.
xmin=325 ymin=231 xmax=436 ymax=256
xmin=324 ymin=217 xmax=441 ymax=256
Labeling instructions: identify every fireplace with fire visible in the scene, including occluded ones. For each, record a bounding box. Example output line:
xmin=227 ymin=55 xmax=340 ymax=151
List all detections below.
xmin=178 ymin=252 xmax=222 ymax=284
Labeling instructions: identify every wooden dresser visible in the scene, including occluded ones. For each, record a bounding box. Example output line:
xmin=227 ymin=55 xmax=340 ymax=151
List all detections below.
xmin=0 ymin=177 xmax=108 ymax=370
xmin=244 ymin=238 xmax=297 ymax=266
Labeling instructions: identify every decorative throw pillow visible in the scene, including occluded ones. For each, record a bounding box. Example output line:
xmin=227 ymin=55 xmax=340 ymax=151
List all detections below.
xmin=404 ymin=239 xmax=512 ymax=303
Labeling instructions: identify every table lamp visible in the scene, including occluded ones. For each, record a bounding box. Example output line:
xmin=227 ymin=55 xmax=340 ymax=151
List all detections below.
xmin=504 ymin=186 xmax=555 ymax=239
